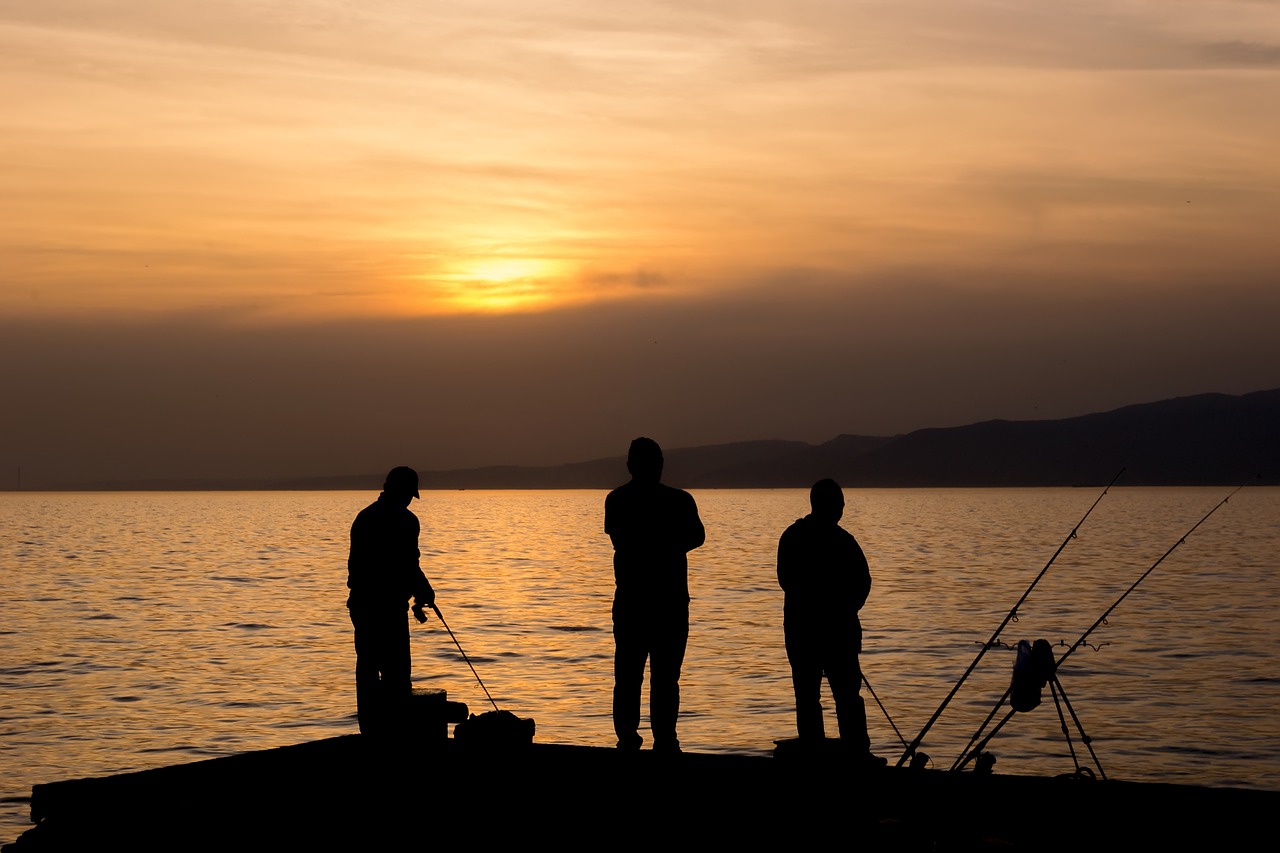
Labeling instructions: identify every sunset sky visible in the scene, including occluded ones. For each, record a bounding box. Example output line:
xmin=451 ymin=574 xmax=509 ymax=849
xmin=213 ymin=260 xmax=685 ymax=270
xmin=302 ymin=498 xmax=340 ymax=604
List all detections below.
xmin=3 ymin=1 xmax=1279 ymax=487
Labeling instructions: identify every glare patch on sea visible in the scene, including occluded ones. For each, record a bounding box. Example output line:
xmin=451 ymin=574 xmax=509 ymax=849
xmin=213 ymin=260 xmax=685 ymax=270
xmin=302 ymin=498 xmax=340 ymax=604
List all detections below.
xmin=1 ymin=487 xmax=1278 ymax=843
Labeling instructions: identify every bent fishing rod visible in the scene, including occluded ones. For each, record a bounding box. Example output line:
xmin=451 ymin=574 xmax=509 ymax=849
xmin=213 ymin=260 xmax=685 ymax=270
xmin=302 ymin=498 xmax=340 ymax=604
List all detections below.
xmin=896 ymin=468 xmax=1124 ymax=768
xmin=951 ymin=479 xmax=1252 ymax=773
xmin=427 ymin=602 xmax=501 ymax=712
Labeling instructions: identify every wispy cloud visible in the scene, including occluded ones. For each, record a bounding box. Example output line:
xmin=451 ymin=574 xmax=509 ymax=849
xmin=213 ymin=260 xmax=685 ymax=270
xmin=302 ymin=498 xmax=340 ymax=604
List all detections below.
xmin=2 ymin=1 xmax=1278 ymax=321
xmin=1202 ymin=40 xmax=1280 ymax=66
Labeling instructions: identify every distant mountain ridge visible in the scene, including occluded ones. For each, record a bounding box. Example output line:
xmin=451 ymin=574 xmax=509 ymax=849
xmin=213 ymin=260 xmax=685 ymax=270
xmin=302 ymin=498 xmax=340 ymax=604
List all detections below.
xmin=751 ymin=388 xmax=1279 ymax=488
xmin=39 ymin=388 xmax=1280 ymax=490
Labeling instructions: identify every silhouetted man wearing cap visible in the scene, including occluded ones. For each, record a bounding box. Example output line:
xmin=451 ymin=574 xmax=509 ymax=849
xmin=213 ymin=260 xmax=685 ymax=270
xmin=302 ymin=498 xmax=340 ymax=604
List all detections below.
xmin=605 ymin=437 xmax=705 ymax=752
xmin=347 ymin=466 xmax=435 ymax=736
xmin=778 ymin=479 xmax=879 ymax=762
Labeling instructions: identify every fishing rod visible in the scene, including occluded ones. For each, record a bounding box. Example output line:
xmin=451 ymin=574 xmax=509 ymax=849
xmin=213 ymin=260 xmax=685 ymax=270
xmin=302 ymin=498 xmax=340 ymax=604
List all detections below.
xmin=896 ymin=468 xmax=1124 ymax=768
xmin=428 ymin=602 xmax=501 ymax=712
xmin=1055 ymin=479 xmax=1250 ymax=671
xmin=951 ymin=479 xmax=1252 ymax=773
xmin=863 ymin=672 xmax=911 ymax=753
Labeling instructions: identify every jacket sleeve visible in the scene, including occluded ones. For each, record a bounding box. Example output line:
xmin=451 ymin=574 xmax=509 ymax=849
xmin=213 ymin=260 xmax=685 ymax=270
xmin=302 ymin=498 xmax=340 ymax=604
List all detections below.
xmin=346 ymin=511 xmax=369 ymax=592
xmin=851 ymin=538 xmax=871 ymax=611
xmin=681 ymin=492 xmax=706 ymax=554
xmin=411 ymin=572 xmax=435 ymax=605
xmin=776 ymin=525 xmax=796 ymax=591
xmin=604 ymin=490 xmax=620 ymax=548
xmin=407 ymin=514 xmax=434 ymax=605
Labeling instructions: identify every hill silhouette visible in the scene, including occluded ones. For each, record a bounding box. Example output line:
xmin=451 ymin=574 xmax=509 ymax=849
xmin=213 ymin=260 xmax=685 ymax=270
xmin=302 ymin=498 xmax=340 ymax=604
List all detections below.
xmin=32 ymin=388 xmax=1279 ymax=490
xmin=713 ymin=388 xmax=1277 ymax=488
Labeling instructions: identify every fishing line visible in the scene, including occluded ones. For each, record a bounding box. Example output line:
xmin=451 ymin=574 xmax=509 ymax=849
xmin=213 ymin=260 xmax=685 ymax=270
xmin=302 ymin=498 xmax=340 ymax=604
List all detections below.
xmin=430 ymin=603 xmax=501 ymax=712
xmin=863 ymin=673 xmax=911 ymax=752
xmin=951 ymin=478 xmax=1253 ymax=773
xmin=896 ymin=468 xmax=1124 ymax=768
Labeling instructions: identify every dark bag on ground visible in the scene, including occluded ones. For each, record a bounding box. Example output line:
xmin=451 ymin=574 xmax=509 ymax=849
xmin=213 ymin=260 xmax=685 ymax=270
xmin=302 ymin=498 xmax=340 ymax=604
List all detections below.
xmin=1010 ymin=638 xmax=1056 ymax=713
xmin=454 ymin=710 xmax=536 ymax=749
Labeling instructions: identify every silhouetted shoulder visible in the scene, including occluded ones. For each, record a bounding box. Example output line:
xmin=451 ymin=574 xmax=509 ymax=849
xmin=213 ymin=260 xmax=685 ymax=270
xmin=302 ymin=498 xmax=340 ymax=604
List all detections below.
xmin=348 ymin=497 xmax=422 ymax=599
xmin=606 ymin=481 xmax=704 ymax=555
xmin=351 ymin=501 xmax=419 ymax=551
xmin=777 ymin=515 xmax=869 ymax=608
xmin=778 ymin=516 xmax=807 ymax=544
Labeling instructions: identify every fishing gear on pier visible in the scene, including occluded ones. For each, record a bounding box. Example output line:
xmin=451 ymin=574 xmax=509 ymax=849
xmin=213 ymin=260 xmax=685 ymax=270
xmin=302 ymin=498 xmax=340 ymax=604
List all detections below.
xmin=981 ymin=639 xmax=1110 ymax=653
xmin=430 ymin=603 xmax=501 ymax=712
xmin=949 ymin=636 xmax=1106 ymax=778
xmin=1057 ymin=640 xmax=1109 ymax=652
xmin=895 ymin=468 xmax=1124 ymax=768
xmin=951 ymin=480 xmax=1252 ymax=776
xmin=430 ymin=603 xmax=537 ymax=747
xmin=1009 ymin=639 xmax=1054 ymax=713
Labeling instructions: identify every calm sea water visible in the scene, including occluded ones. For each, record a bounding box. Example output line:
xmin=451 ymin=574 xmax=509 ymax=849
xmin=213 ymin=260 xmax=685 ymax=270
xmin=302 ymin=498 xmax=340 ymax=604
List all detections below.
xmin=2 ymin=487 xmax=1278 ymax=842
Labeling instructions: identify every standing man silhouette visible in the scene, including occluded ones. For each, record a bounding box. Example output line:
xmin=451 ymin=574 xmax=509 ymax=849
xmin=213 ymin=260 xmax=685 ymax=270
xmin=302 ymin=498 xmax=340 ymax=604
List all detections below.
xmin=777 ymin=478 xmax=879 ymax=762
xmin=605 ymin=437 xmax=705 ymax=752
xmin=347 ymin=466 xmax=435 ymax=736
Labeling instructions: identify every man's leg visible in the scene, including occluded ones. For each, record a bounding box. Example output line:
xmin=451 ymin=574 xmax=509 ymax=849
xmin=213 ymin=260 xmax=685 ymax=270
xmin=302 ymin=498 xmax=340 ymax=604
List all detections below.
xmin=827 ymin=652 xmax=870 ymax=751
xmin=649 ymin=609 xmax=689 ymax=751
xmin=379 ymin=614 xmax=412 ymax=735
xmin=351 ymin=609 xmax=382 ymax=735
xmin=613 ymin=618 xmax=647 ymax=749
xmin=827 ymin=622 xmax=871 ymax=753
xmin=352 ymin=608 xmax=412 ymax=736
xmin=786 ymin=628 xmax=825 ymax=741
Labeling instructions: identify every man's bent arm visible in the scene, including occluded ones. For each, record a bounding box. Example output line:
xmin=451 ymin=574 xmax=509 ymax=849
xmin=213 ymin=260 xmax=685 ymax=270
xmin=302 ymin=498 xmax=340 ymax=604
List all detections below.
xmin=682 ymin=493 xmax=706 ymax=553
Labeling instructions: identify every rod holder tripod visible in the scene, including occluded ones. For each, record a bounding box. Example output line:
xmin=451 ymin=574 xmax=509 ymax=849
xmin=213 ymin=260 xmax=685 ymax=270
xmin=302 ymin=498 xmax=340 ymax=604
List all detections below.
xmin=949 ymin=484 xmax=1248 ymax=778
xmin=952 ymin=639 xmax=1105 ymax=779
xmin=1045 ymin=670 xmax=1106 ymax=780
